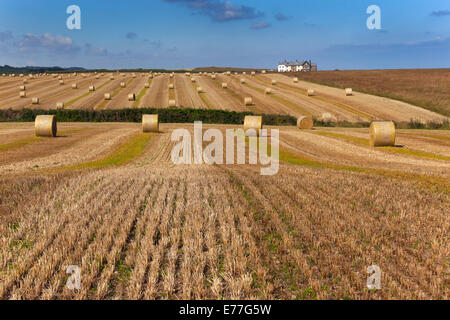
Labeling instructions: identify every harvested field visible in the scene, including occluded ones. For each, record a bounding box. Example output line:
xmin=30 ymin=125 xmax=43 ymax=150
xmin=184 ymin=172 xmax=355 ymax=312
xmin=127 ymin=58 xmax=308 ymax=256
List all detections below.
xmin=176 ymin=75 xmax=207 ymax=109
xmin=1 ymin=72 xmax=448 ymax=125
xmin=0 ymin=122 xmax=448 ymax=300
xmin=288 ymin=69 xmax=450 ymax=117
xmin=268 ymin=74 xmax=448 ymax=123
xmin=142 ymin=75 xmax=170 ymax=108
xmin=242 ymin=75 xmax=361 ymax=121
xmin=195 ymin=76 xmax=241 ymax=111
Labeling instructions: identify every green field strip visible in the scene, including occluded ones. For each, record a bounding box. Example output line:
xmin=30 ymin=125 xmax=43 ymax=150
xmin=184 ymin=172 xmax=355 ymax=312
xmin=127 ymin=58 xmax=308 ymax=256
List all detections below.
xmin=311 ymin=130 xmax=450 ymax=161
xmin=169 ymin=78 xmax=176 ymax=101
xmin=0 ymin=136 xmax=42 ymax=152
xmin=255 ymin=75 xmax=373 ymax=121
xmin=54 ymin=132 xmax=154 ymax=171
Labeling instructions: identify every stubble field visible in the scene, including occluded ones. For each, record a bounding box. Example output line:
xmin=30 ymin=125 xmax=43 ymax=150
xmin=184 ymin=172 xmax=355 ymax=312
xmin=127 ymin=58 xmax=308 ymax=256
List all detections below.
xmin=0 ymin=121 xmax=448 ymax=300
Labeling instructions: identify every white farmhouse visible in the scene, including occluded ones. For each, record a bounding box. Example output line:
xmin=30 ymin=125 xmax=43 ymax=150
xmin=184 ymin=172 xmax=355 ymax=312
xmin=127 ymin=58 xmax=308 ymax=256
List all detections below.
xmin=278 ymin=60 xmax=317 ymax=72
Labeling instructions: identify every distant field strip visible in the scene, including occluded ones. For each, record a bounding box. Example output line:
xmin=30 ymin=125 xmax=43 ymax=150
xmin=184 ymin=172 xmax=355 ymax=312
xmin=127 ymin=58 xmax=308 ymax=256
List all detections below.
xmin=95 ymin=79 xmax=133 ymax=110
xmin=255 ymin=75 xmax=373 ymax=120
xmin=169 ymin=78 xmax=176 ymax=103
xmin=241 ymin=80 xmax=313 ymax=116
xmin=132 ymin=80 xmax=151 ymax=108
xmin=66 ymin=79 xmax=112 ymax=108
xmin=214 ymin=77 xmax=263 ymax=113
xmin=191 ymin=80 xmax=215 ymax=109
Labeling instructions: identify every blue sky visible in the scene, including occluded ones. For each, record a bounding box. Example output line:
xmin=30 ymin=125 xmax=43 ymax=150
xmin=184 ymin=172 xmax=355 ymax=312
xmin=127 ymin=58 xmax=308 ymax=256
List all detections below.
xmin=0 ymin=0 xmax=449 ymax=70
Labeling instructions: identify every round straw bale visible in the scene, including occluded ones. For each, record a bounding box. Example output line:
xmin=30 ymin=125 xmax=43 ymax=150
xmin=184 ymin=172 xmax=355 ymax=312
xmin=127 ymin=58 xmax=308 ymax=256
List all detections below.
xmin=293 ymin=77 xmax=299 ymax=83
xmin=20 ymin=85 xmax=26 ymax=91
xmin=321 ymin=112 xmax=333 ymax=122
xmin=82 ymin=74 xmax=87 ymax=78
xmin=262 ymin=70 xmax=266 ymax=74
xmin=211 ymin=75 xmax=216 ymax=80
xmin=35 ymin=115 xmax=57 ymax=137
xmin=110 ymin=76 xmax=115 ymax=80
xmin=59 ymin=80 xmax=64 ymax=85
xmin=244 ymin=97 xmax=253 ymax=106
xmin=89 ymin=85 xmax=95 ymax=91
xmin=265 ymin=88 xmax=272 ymax=94
xmin=95 ymin=76 xmax=100 ymax=79
xmin=23 ymin=79 xmax=28 ymax=84
xmin=222 ymin=83 xmax=228 ymax=88
xmin=72 ymin=83 xmax=77 ymax=89
xmin=169 ymin=83 xmax=174 ymax=89
xmin=145 ymin=82 xmax=150 ymax=88
xmin=240 ymin=78 xmax=246 ymax=84
xmin=345 ymin=88 xmax=353 ymax=96
xmin=128 ymin=93 xmax=136 ymax=101
xmin=32 ymin=97 xmax=39 ymax=104
xmin=168 ymin=99 xmax=176 ymax=107
xmin=191 ymin=77 xmax=196 ymax=82
xmin=196 ymin=87 xmax=203 ymax=93
xmin=272 ymin=80 xmax=277 ymax=85
xmin=251 ymin=71 xmax=256 ymax=76
xmin=58 ymin=75 xmax=62 ymax=80
xmin=307 ymin=89 xmax=315 ymax=96
xmin=20 ymin=91 xmax=26 ymax=98
xmin=104 ymin=93 xmax=111 ymax=100
xmin=56 ymin=102 xmax=64 ymax=109
xmin=170 ymin=74 xmax=174 ymax=78
xmin=226 ymin=71 xmax=231 ymax=75
xmin=243 ymin=115 xmax=262 ymax=136
xmin=142 ymin=114 xmax=159 ymax=133
xmin=369 ymin=121 xmax=396 ymax=147
xmin=297 ymin=116 xmax=314 ymax=130
xmin=120 ymin=82 xmax=126 ymax=88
